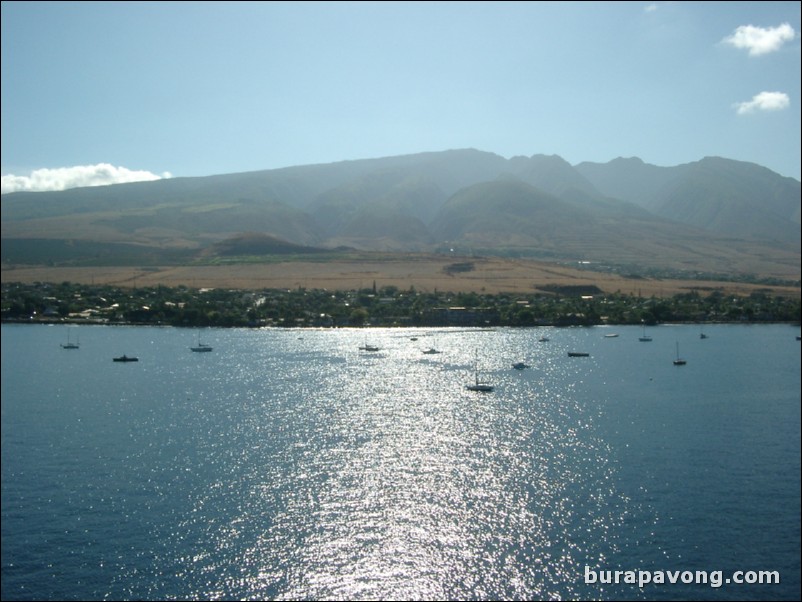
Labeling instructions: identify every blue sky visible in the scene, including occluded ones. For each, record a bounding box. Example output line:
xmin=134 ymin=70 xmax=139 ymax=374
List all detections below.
xmin=2 ymin=1 xmax=800 ymax=193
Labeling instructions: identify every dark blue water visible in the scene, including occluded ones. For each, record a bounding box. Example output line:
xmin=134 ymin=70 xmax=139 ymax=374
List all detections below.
xmin=2 ymin=324 xmax=800 ymax=601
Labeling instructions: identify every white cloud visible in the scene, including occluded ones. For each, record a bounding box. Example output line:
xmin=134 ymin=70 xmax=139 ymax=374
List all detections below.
xmin=1 ymin=164 xmax=172 ymax=194
xmin=733 ymin=91 xmax=790 ymax=115
xmin=722 ymin=23 xmax=796 ymax=56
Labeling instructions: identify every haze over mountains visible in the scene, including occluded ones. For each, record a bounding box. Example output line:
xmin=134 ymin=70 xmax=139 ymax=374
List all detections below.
xmin=2 ymin=149 xmax=800 ymax=278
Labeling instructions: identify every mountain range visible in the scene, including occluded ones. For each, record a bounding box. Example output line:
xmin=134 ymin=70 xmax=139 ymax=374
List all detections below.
xmin=2 ymin=149 xmax=800 ymax=278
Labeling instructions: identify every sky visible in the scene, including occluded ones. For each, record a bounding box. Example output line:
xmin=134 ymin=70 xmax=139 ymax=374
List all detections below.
xmin=1 ymin=1 xmax=800 ymax=194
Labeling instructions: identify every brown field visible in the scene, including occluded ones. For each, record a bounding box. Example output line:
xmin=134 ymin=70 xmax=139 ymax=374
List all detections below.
xmin=2 ymin=255 xmax=799 ymax=298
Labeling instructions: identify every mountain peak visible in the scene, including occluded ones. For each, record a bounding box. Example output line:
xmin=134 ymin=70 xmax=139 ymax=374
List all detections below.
xmin=609 ymin=156 xmax=645 ymax=165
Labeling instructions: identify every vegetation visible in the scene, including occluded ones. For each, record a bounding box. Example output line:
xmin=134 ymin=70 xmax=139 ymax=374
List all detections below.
xmin=3 ymin=281 xmax=799 ymax=329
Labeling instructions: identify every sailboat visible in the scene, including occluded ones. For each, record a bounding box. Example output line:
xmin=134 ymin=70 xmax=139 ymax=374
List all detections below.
xmin=466 ymin=353 xmax=493 ymax=392
xmin=639 ymin=324 xmax=652 ymax=342
xmin=467 ymin=373 xmax=494 ymax=392
xmin=673 ymin=342 xmax=686 ymax=366
xmin=422 ymin=338 xmax=441 ymax=354
xmin=190 ymin=331 xmax=213 ymax=352
xmin=61 ymin=330 xmax=79 ymax=349
xmin=359 ymin=338 xmax=379 ymax=352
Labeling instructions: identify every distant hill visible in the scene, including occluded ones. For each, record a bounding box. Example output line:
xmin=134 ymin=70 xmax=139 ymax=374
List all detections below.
xmin=206 ymin=232 xmax=327 ymax=256
xmin=2 ymin=149 xmax=799 ymax=279
xmin=431 ymin=179 xmax=592 ymax=247
xmin=576 ymin=156 xmax=801 ymax=243
xmin=506 ymin=154 xmax=602 ymax=201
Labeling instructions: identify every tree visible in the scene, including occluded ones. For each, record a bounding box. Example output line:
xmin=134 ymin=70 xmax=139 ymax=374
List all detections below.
xmin=350 ymin=308 xmax=369 ymax=325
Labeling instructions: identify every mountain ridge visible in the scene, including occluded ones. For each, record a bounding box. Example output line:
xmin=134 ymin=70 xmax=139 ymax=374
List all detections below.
xmin=2 ymin=149 xmax=799 ymax=280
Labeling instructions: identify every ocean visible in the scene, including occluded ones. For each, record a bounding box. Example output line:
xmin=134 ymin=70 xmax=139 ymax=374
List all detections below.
xmin=2 ymin=323 xmax=800 ymax=601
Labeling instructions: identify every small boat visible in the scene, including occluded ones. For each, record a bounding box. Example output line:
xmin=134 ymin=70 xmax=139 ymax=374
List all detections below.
xmin=190 ymin=331 xmax=213 ymax=352
xmin=466 ymin=353 xmax=493 ymax=392
xmin=467 ymin=379 xmax=494 ymax=392
xmin=639 ymin=324 xmax=652 ymax=342
xmin=512 ymin=362 xmax=529 ymax=370
xmin=113 ymin=355 xmax=139 ymax=362
xmin=359 ymin=342 xmax=379 ymax=352
xmin=673 ymin=342 xmax=686 ymax=366
xmin=604 ymin=333 xmax=619 ymax=338
xmin=538 ymin=336 xmax=550 ymax=342
xmin=568 ymin=352 xmax=590 ymax=357
xmin=61 ymin=331 xmax=79 ymax=349
xmin=422 ymin=338 xmax=441 ymax=354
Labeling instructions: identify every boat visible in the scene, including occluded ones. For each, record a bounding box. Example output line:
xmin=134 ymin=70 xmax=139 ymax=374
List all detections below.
xmin=568 ymin=352 xmax=590 ymax=357
xmin=604 ymin=333 xmax=619 ymax=338
xmin=512 ymin=362 xmax=529 ymax=370
xmin=538 ymin=336 xmax=550 ymax=342
xmin=673 ymin=342 xmax=686 ymax=366
xmin=422 ymin=338 xmax=441 ymax=354
xmin=639 ymin=324 xmax=652 ymax=342
xmin=113 ymin=355 xmax=139 ymax=362
xmin=467 ymin=378 xmax=494 ymax=392
xmin=190 ymin=331 xmax=213 ymax=352
xmin=359 ymin=340 xmax=379 ymax=352
xmin=61 ymin=331 xmax=79 ymax=349
xmin=466 ymin=353 xmax=493 ymax=392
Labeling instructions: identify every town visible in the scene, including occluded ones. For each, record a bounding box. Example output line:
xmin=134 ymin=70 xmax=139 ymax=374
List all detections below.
xmin=2 ymin=281 xmax=799 ymax=328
